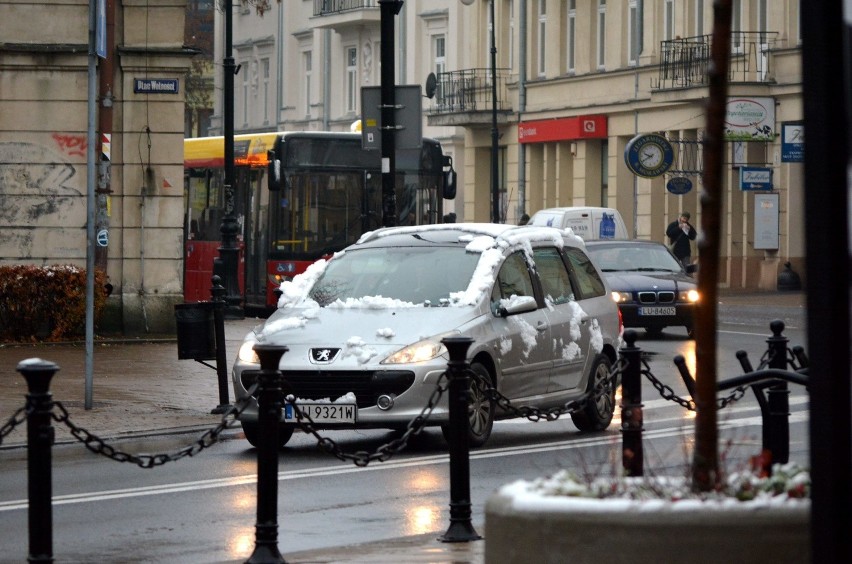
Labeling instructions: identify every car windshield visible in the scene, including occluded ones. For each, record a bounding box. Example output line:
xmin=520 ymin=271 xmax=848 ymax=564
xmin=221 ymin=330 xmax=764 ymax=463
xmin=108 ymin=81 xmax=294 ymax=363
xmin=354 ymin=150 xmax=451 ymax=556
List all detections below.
xmin=587 ymin=244 xmax=683 ymax=273
xmin=308 ymin=245 xmax=482 ymax=306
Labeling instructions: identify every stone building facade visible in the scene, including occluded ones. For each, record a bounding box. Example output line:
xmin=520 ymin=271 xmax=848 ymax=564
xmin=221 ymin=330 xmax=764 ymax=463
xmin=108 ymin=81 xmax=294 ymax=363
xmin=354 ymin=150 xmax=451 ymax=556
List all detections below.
xmin=0 ymin=0 xmax=195 ymax=333
xmin=218 ymin=0 xmax=804 ymax=291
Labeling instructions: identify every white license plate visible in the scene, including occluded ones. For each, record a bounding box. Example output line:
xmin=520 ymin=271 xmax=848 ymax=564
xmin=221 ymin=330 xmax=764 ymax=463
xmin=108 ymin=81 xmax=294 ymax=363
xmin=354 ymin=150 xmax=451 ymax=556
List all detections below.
xmin=638 ymin=306 xmax=676 ymax=316
xmin=284 ymin=403 xmax=357 ymax=424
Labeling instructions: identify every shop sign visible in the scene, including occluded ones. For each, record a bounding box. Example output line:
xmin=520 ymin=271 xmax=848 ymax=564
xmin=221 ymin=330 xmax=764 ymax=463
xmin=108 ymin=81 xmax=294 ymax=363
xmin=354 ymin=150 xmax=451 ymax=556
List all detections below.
xmin=518 ymin=115 xmax=607 ymax=143
xmin=724 ymin=97 xmax=775 ymax=141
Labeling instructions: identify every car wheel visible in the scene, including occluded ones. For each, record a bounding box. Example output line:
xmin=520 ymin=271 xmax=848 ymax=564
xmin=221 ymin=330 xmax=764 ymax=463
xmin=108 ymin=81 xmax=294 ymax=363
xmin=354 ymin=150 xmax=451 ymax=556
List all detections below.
xmin=441 ymin=362 xmax=495 ymax=448
xmin=241 ymin=421 xmax=295 ymax=448
xmin=685 ymin=325 xmax=695 ymax=339
xmin=571 ymin=354 xmax=616 ymax=432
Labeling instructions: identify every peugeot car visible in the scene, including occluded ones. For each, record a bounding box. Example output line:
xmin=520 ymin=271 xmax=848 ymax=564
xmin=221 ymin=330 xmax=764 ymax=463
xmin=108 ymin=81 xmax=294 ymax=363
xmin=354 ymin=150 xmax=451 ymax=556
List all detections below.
xmin=232 ymin=223 xmax=622 ymax=448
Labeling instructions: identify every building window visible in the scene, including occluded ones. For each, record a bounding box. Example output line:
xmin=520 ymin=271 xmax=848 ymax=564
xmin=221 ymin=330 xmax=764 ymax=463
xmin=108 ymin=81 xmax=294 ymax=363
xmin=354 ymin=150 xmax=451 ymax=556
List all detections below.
xmin=628 ymin=0 xmax=642 ymax=66
xmin=261 ymin=58 xmax=270 ymax=125
xmin=664 ymin=0 xmax=675 ymax=40
xmin=303 ymin=51 xmax=312 ymax=117
xmin=346 ymin=47 xmax=358 ymax=114
xmin=433 ymin=35 xmax=446 ymax=101
xmin=508 ymin=0 xmax=515 ymax=70
xmin=241 ymin=59 xmax=249 ymax=126
xmin=732 ymin=0 xmax=742 ymax=52
xmin=345 ymin=47 xmax=358 ymax=114
xmin=596 ymin=0 xmax=606 ymax=70
xmin=537 ymin=0 xmax=547 ymax=77
xmin=695 ymin=0 xmax=704 ymax=36
xmin=567 ymin=0 xmax=576 ymax=73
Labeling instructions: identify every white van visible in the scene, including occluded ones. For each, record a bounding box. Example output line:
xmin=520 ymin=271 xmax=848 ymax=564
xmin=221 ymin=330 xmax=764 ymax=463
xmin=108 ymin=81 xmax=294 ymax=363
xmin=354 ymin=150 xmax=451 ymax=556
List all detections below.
xmin=528 ymin=206 xmax=629 ymax=240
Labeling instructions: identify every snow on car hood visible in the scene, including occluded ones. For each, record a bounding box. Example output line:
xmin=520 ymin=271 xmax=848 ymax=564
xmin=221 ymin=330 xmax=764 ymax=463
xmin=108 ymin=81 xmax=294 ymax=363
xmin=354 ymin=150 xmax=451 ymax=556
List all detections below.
xmin=253 ymin=301 xmax=484 ymax=351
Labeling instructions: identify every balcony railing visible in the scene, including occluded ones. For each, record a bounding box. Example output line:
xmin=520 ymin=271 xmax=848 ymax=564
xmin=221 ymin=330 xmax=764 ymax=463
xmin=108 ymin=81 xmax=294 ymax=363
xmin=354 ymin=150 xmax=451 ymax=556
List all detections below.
xmin=653 ymin=31 xmax=778 ymax=90
xmin=427 ymin=68 xmax=511 ymax=115
xmin=313 ymin=0 xmax=377 ymax=16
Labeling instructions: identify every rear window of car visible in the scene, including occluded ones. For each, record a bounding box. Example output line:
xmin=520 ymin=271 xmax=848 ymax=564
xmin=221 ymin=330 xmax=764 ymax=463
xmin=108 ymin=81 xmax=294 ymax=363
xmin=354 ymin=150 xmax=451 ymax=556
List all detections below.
xmin=563 ymin=247 xmax=607 ymax=299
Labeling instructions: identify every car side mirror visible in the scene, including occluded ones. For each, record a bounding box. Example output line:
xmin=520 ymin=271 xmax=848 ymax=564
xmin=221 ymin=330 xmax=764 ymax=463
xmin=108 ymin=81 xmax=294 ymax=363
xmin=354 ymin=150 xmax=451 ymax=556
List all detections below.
xmin=494 ymin=295 xmax=538 ymax=317
xmin=686 ymin=263 xmax=698 ymax=274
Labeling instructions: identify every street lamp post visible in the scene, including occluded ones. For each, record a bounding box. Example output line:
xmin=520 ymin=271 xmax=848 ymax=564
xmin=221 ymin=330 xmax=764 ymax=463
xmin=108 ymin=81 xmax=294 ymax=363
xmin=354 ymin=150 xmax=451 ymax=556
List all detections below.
xmin=379 ymin=0 xmax=404 ymax=228
xmin=489 ymin=0 xmax=499 ymax=223
xmin=462 ymin=0 xmax=500 ymax=223
xmin=217 ymin=0 xmax=243 ymax=319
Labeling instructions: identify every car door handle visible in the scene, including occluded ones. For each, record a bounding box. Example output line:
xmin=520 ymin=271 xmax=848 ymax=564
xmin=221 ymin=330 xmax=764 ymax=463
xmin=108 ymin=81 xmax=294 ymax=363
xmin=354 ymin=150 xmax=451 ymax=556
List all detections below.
xmin=536 ymin=321 xmax=548 ymax=332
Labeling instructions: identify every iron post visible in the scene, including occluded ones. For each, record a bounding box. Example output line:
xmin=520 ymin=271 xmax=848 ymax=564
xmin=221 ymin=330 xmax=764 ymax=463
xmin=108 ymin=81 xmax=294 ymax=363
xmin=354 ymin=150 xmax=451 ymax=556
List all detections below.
xmin=218 ymin=0 xmax=243 ymax=319
xmin=439 ymin=336 xmax=481 ymax=543
xmin=766 ymin=320 xmax=791 ymax=465
xmin=19 ymin=358 xmax=59 ymax=563
xmin=379 ymin=1 xmax=404 ymax=227
xmin=210 ymin=275 xmax=231 ymax=414
xmin=489 ymin=0 xmax=500 ymax=223
xmin=246 ymin=344 xmax=288 ymax=564
xmin=619 ymin=330 xmax=644 ymax=477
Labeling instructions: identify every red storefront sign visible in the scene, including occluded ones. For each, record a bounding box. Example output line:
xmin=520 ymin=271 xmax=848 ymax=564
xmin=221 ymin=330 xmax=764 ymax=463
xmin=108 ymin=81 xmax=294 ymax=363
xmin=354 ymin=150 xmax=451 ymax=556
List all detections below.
xmin=518 ymin=115 xmax=608 ymax=143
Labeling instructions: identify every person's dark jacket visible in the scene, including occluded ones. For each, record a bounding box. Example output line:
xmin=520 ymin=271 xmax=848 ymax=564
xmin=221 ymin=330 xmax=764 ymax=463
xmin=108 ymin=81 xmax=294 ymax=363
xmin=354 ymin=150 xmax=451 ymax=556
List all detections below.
xmin=666 ymin=220 xmax=697 ymax=260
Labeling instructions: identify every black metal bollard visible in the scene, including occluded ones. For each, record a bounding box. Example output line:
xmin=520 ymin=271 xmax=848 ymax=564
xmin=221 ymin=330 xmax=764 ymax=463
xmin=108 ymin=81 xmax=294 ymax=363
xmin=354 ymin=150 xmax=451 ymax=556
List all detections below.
xmin=246 ymin=344 xmax=288 ymax=564
xmin=619 ymin=330 xmax=644 ymax=477
xmin=210 ymin=275 xmax=231 ymax=414
xmin=765 ymin=320 xmax=791 ymax=465
xmin=439 ymin=337 xmax=481 ymax=543
xmin=18 ymin=358 xmax=59 ymax=563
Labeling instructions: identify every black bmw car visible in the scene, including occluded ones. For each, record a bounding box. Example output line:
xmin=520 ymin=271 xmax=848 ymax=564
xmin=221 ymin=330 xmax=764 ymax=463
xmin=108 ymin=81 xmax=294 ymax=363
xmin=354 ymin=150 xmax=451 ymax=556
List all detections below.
xmin=584 ymin=239 xmax=699 ymax=338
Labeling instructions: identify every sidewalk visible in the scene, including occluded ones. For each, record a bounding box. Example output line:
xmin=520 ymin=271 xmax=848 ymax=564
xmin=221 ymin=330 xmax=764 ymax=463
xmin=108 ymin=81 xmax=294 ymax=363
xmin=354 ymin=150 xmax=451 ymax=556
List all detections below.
xmin=0 ymin=289 xmax=805 ymax=563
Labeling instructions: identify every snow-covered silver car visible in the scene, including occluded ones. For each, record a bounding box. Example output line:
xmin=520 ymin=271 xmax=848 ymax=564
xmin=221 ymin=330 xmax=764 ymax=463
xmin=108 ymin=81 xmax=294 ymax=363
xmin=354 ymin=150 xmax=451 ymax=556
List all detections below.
xmin=232 ymin=223 xmax=622 ymax=448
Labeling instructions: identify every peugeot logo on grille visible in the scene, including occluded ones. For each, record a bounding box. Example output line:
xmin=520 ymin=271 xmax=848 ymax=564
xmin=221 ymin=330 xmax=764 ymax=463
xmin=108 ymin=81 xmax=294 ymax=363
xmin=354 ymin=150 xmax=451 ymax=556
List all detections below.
xmin=310 ymin=348 xmax=341 ymax=364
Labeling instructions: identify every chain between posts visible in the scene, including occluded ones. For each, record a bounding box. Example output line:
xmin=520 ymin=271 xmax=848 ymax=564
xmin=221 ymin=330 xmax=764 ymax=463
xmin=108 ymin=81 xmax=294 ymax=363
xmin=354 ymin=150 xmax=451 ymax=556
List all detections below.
xmin=0 ymin=406 xmax=29 ymax=444
xmin=640 ymin=355 xmax=749 ymax=410
xmin=44 ymin=383 xmax=259 ymax=468
xmin=288 ymin=357 xmax=624 ymax=467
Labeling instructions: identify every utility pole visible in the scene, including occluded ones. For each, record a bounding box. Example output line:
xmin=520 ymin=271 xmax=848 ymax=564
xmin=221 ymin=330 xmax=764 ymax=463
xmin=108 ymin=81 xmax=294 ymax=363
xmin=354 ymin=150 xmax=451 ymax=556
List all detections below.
xmin=217 ymin=0 xmax=243 ymax=318
xmin=379 ymin=0 xmax=404 ymax=227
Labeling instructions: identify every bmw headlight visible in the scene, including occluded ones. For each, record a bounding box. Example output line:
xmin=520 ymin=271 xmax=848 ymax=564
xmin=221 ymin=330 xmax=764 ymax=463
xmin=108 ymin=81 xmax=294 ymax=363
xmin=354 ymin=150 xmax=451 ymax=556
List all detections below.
xmin=382 ymin=331 xmax=460 ymax=364
xmin=679 ymin=289 xmax=700 ymax=303
xmin=611 ymin=291 xmax=633 ymax=303
xmin=237 ymin=340 xmax=260 ymax=364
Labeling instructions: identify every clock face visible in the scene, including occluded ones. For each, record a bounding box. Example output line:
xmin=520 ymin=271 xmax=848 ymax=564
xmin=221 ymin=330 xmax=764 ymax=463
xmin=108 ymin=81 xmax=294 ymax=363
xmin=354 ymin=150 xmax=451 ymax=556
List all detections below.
xmin=624 ymin=134 xmax=674 ymax=178
xmin=640 ymin=144 xmax=664 ymax=168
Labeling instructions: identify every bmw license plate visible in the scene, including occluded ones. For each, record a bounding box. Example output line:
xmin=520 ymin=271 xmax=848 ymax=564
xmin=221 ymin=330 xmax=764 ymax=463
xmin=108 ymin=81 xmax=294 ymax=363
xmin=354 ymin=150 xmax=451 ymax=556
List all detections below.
xmin=638 ymin=306 xmax=676 ymax=316
xmin=284 ymin=403 xmax=357 ymax=423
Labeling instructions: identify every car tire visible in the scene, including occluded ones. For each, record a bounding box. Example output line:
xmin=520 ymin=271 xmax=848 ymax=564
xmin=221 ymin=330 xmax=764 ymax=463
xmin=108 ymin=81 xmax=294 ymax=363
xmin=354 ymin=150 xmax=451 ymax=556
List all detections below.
xmin=571 ymin=354 xmax=616 ymax=432
xmin=441 ymin=362 xmax=495 ymax=448
xmin=241 ymin=421 xmax=295 ymax=449
xmin=685 ymin=324 xmax=695 ymax=339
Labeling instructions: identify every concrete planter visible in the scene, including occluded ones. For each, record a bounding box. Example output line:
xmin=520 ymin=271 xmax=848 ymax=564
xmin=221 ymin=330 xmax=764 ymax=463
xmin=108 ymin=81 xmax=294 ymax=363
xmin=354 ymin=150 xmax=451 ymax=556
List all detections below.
xmin=485 ymin=484 xmax=810 ymax=564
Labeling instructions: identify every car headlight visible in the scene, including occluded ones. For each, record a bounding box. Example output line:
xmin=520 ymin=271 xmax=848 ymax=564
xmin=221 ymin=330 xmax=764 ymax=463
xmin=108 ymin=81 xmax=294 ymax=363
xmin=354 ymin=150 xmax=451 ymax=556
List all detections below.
xmin=679 ymin=289 xmax=700 ymax=303
xmin=611 ymin=291 xmax=633 ymax=303
xmin=382 ymin=331 xmax=460 ymax=364
xmin=237 ymin=340 xmax=260 ymax=364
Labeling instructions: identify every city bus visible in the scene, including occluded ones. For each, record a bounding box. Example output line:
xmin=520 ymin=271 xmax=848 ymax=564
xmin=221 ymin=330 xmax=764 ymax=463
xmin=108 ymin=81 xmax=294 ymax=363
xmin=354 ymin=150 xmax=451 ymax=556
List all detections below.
xmin=183 ymin=131 xmax=456 ymax=315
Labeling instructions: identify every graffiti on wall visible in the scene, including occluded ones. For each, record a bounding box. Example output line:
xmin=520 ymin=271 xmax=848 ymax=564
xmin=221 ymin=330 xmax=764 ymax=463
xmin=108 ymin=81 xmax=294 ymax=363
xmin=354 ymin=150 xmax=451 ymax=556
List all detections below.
xmin=0 ymin=140 xmax=83 ymax=256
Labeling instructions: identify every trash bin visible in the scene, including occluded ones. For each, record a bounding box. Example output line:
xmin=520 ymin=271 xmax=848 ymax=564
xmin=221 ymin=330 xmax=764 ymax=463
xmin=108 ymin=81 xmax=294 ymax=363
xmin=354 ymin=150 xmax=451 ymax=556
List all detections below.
xmin=175 ymin=302 xmax=216 ymax=360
